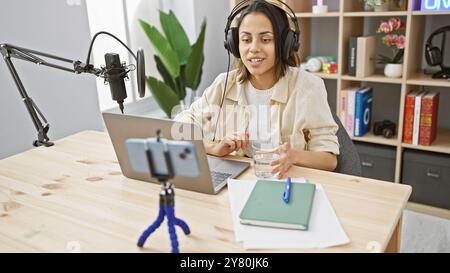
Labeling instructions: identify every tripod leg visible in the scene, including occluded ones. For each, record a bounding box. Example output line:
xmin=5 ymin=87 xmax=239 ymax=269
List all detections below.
xmin=165 ymin=205 xmax=179 ymax=253
xmin=137 ymin=205 xmax=165 ymax=247
xmin=174 ymin=218 xmax=191 ymax=235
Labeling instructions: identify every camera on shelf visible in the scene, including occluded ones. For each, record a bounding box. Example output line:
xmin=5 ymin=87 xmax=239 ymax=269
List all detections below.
xmin=373 ymin=120 xmax=396 ymax=139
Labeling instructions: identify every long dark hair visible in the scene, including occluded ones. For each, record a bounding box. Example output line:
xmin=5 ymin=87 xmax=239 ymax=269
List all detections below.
xmin=235 ymin=0 xmax=300 ymax=84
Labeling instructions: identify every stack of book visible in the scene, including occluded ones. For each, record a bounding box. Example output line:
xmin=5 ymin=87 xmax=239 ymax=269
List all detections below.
xmin=340 ymin=86 xmax=373 ymax=137
xmin=402 ymin=90 xmax=440 ymax=146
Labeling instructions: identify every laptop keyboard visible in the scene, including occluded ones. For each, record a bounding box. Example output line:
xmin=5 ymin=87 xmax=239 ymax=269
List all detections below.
xmin=210 ymin=171 xmax=232 ymax=188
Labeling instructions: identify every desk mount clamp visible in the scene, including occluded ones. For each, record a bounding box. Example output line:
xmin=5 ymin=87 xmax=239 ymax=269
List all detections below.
xmin=136 ymin=130 xmax=190 ymax=253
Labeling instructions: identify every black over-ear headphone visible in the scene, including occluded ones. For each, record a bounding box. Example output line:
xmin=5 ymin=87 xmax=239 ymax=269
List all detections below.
xmin=425 ymin=25 xmax=450 ymax=66
xmin=223 ymin=0 xmax=300 ymax=63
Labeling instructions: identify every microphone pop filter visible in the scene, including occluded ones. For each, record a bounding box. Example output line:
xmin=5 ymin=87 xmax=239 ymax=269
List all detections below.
xmin=137 ymin=48 xmax=146 ymax=98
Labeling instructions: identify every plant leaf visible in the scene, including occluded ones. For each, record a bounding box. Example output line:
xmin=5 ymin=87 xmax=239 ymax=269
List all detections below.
xmin=159 ymin=10 xmax=192 ymax=65
xmin=392 ymin=49 xmax=404 ymax=64
xmin=139 ymin=19 xmax=180 ymax=79
xmin=176 ymin=73 xmax=186 ymax=101
xmin=184 ymin=19 xmax=206 ymax=90
xmin=146 ymin=76 xmax=180 ymax=118
xmin=154 ymin=55 xmax=180 ymax=98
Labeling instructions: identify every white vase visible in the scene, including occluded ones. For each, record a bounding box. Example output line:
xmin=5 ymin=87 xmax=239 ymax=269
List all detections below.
xmin=384 ymin=63 xmax=403 ymax=78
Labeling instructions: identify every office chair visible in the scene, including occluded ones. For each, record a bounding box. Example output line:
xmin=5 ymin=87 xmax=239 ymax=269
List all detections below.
xmin=331 ymin=111 xmax=362 ymax=177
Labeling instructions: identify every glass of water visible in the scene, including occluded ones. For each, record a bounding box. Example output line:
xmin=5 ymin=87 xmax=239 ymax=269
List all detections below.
xmin=252 ymin=140 xmax=281 ymax=179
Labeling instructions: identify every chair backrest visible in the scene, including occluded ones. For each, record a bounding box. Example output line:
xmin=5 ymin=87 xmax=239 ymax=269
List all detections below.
xmin=331 ymin=111 xmax=362 ymax=176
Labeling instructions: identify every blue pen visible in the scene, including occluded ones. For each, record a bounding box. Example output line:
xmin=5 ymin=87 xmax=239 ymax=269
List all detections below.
xmin=283 ymin=177 xmax=291 ymax=204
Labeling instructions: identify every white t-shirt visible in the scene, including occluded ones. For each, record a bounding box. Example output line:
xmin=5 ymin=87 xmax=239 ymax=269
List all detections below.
xmin=244 ymin=81 xmax=274 ymax=154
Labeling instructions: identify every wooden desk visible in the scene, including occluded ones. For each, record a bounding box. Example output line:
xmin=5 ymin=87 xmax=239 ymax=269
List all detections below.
xmin=0 ymin=131 xmax=411 ymax=253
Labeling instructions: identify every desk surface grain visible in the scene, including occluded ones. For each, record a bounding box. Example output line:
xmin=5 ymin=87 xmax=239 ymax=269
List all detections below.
xmin=0 ymin=131 xmax=411 ymax=253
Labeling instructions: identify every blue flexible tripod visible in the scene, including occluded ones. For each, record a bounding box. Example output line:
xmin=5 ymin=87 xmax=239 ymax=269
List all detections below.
xmin=136 ymin=130 xmax=190 ymax=253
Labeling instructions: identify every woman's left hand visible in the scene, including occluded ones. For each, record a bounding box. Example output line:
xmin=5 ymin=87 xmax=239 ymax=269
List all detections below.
xmin=270 ymin=143 xmax=296 ymax=179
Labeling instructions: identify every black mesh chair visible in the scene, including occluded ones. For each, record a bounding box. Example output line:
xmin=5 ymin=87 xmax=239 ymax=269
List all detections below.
xmin=331 ymin=111 xmax=362 ymax=177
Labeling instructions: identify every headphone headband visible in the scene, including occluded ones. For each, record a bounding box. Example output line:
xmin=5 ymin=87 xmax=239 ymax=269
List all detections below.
xmin=426 ymin=25 xmax=450 ymax=45
xmin=224 ymin=0 xmax=300 ymax=50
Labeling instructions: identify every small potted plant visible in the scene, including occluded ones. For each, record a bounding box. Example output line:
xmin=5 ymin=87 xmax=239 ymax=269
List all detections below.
xmin=363 ymin=0 xmax=389 ymax=12
xmin=376 ymin=17 xmax=406 ymax=78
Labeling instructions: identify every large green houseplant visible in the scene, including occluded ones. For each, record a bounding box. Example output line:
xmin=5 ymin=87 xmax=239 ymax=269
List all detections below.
xmin=139 ymin=11 xmax=206 ymax=118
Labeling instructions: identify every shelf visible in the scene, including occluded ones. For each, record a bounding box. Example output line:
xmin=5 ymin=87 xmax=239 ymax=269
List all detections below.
xmin=412 ymin=11 xmax=450 ymax=16
xmin=342 ymin=73 xmax=403 ymax=84
xmin=295 ymin=12 xmax=340 ymax=18
xmin=311 ymin=72 xmax=339 ymax=79
xmin=343 ymin=11 xmax=408 ymax=17
xmin=406 ymin=73 xmax=450 ymax=87
xmin=401 ymin=129 xmax=450 ymax=155
xmin=351 ymin=131 xmax=399 ymax=147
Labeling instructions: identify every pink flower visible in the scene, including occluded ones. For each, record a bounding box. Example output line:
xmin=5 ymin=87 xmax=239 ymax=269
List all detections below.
xmin=396 ymin=35 xmax=406 ymax=49
xmin=389 ymin=17 xmax=402 ymax=31
xmin=382 ymin=34 xmax=396 ymax=47
xmin=378 ymin=21 xmax=393 ymax=33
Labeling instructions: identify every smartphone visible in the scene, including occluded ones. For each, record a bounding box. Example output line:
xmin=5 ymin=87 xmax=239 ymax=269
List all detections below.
xmin=125 ymin=138 xmax=200 ymax=177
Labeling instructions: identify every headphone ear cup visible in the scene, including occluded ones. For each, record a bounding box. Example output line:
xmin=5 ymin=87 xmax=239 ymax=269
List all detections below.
xmin=225 ymin=27 xmax=240 ymax=58
xmin=282 ymin=28 xmax=295 ymax=64
xmin=428 ymin=46 xmax=443 ymax=66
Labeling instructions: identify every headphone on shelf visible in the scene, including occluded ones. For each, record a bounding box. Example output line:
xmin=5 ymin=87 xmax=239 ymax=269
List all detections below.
xmin=223 ymin=0 xmax=301 ymax=63
xmin=425 ymin=25 xmax=450 ymax=67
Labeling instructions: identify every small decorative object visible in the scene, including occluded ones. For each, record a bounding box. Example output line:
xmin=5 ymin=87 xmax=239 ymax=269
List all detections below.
xmin=391 ymin=0 xmax=408 ymax=11
xmin=322 ymin=62 xmax=338 ymax=74
xmin=313 ymin=0 xmax=328 ymax=14
xmin=363 ymin=0 xmax=389 ymax=11
xmin=373 ymin=120 xmax=396 ymax=138
xmin=421 ymin=0 xmax=450 ymax=12
xmin=376 ymin=17 xmax=406 ymax=78
xmin=302 ymin=56 xmax=336 ymax=72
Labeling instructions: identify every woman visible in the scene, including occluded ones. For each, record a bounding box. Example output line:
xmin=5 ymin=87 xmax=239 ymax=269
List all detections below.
xmin=176 ymin=0 xmax=339 ymax=178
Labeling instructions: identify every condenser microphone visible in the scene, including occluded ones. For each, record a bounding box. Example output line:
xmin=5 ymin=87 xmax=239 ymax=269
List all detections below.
xmin=104 ymin=53 xmax=127 ymax=113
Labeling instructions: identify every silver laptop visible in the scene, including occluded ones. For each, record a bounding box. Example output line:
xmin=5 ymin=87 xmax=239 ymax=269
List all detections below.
xmin=102 ymin=112 xmax=250 ymax=194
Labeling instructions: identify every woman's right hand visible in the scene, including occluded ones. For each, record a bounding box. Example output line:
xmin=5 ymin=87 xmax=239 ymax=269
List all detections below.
xmin=207 ymin=133 xmax=249 ymax=157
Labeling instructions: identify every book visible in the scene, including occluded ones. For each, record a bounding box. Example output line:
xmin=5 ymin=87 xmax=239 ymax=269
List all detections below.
xmin=412 ymin=91 xmax=427 ymax=145
xmin=348 ymin=37 xmax=358 ymax=76
xmin=419 ymin=91 xmax=440 ymax=146
xmin=340 ymin=86 xmax=360 ymax=130
xmin=402 ymin=90 xmax=419 ymax=144
xmin=340 ymin=89 xmax=348 ymax=126
xmin=354 ymin=87 xmax=373 ymax=137
xmin=356 ymin=36 xmax=376 ymax=78
xmin=239 ymin=180 xmax=316 ymax=230
xmin=346 ymin=89 xmax=358 ymax=136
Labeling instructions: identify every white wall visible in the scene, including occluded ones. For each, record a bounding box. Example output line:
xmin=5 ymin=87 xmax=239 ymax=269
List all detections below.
xmin=0 ymin=0 xmax=103 ymax=159
xmin=192 ymin=0 xmax=231 ymax=95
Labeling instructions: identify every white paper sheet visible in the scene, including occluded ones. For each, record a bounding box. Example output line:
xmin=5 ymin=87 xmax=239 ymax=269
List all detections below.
xmin=227 ymin=178 xmax=350 ymax=249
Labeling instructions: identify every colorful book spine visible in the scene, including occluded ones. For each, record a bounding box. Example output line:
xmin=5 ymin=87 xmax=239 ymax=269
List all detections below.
xmin=402 ymin=90 xmax=418 ymax=144
xmin=340 ymin=89 xmax=348 ymax=127
xmin=354 ymin=87 xmax=373 ymax=137
xmin=346 ymin=89 xmax=357 ymax=137
xmin=412 ymin=91 xmax=426 ymax=145
xmin=419 ymin=91 xmax=440 ymax=146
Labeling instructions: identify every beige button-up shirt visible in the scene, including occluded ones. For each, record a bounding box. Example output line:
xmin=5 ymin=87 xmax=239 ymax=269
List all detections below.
xmin=176 ymin=66 xmax=340 ymax=156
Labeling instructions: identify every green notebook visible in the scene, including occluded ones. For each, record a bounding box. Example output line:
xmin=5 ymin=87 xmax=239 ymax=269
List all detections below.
xmin=239 ymin=180 xmax=316 ymax=230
